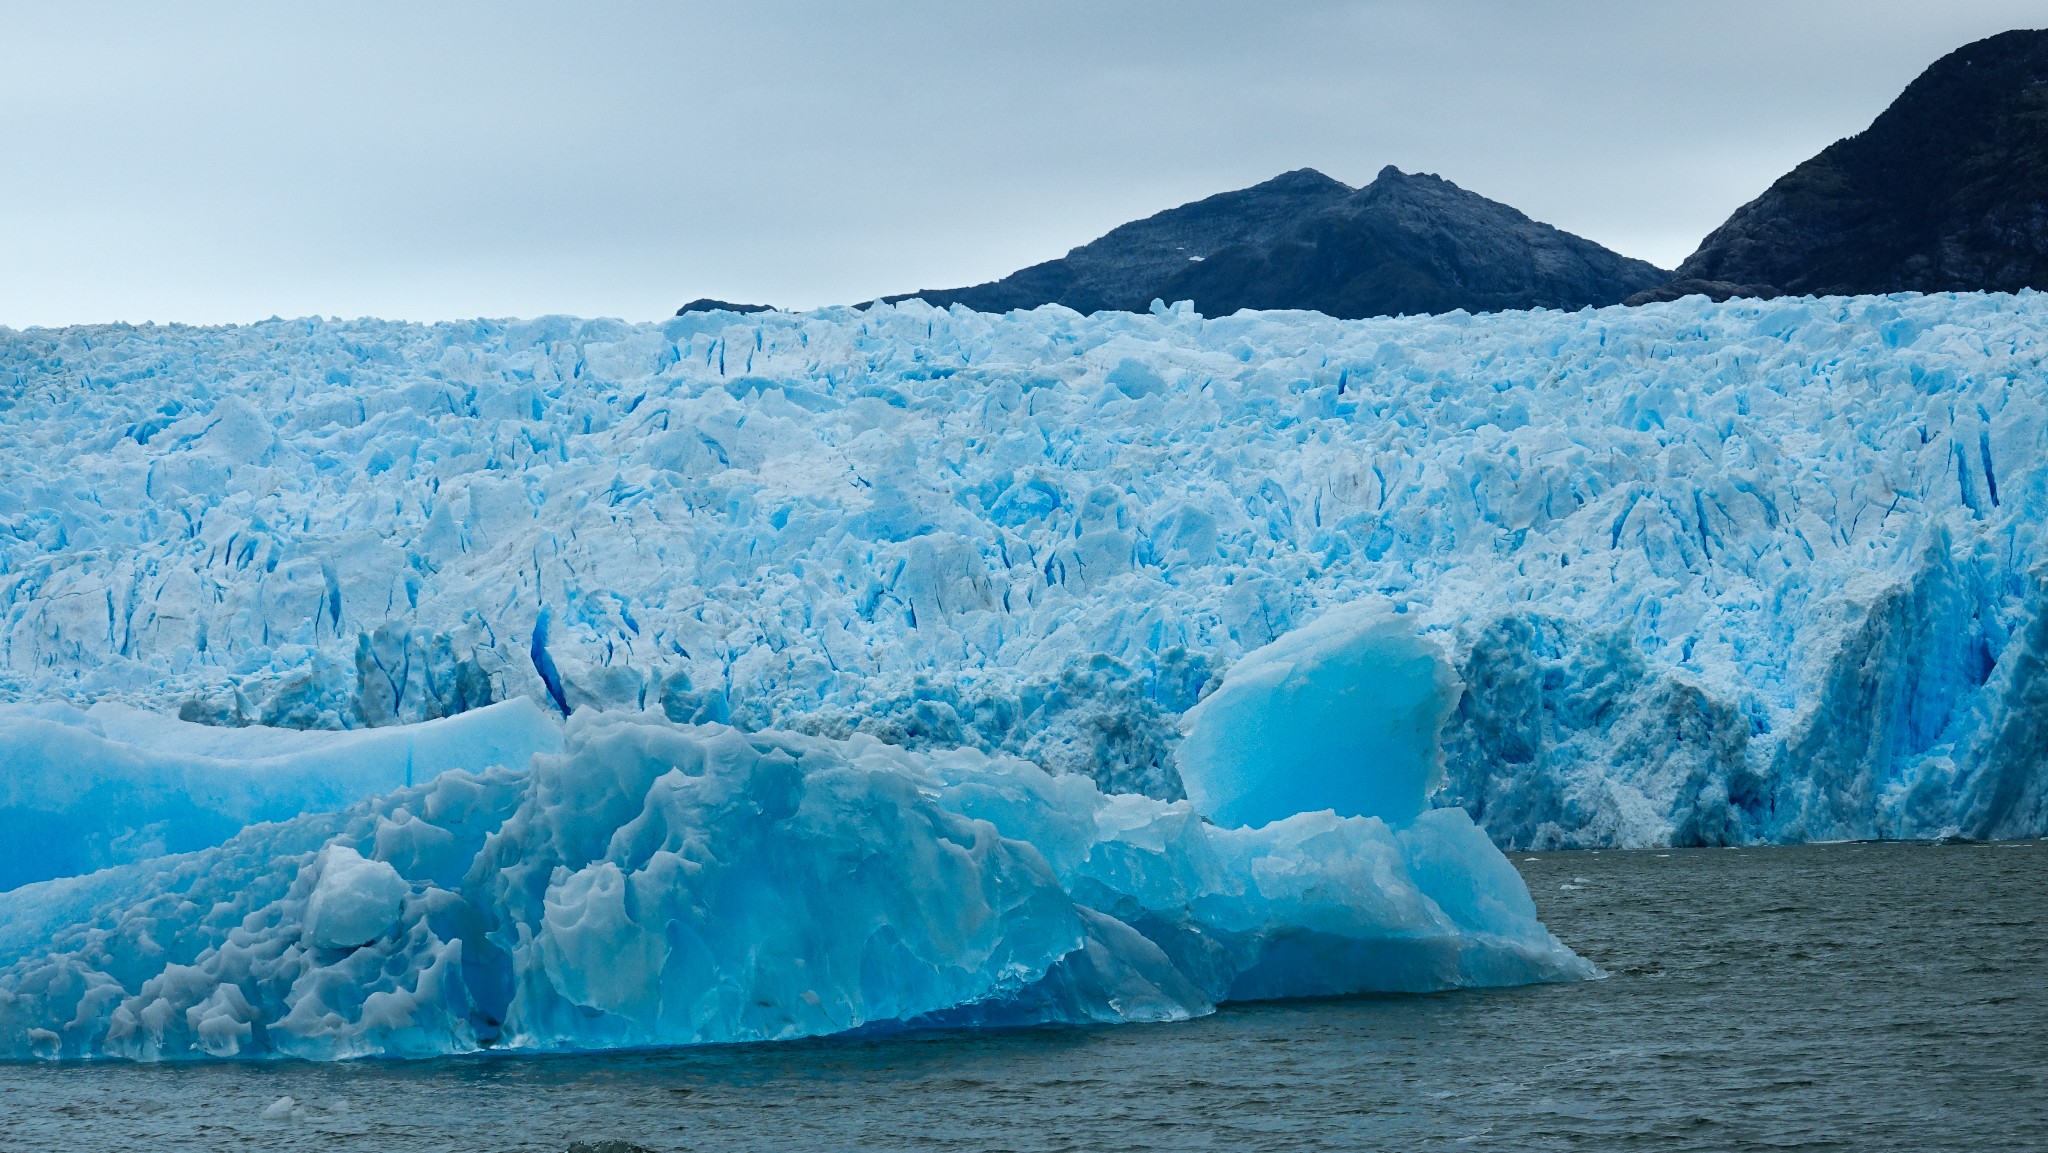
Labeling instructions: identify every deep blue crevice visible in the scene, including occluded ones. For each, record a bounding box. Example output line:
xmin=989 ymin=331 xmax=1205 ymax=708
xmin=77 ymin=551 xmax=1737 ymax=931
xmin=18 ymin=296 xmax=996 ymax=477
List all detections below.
xmin=530 ymin=607 xmax=572 ymax=716
xmin=1979 ymin=427 xmax=2000 ymax=507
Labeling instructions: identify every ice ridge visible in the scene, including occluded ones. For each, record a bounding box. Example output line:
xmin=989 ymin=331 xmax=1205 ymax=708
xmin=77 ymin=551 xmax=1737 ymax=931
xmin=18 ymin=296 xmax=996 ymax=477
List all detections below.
xmin=2 ymin=293 xmax=2047 ymax=847
xmin=0 ymin=698 xmax=560 ymax=890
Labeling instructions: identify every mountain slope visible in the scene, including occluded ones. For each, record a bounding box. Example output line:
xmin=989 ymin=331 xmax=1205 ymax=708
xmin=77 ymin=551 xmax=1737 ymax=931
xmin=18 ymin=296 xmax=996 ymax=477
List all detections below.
xmin=1158 ymin=167 xmax=1668 ymax=317
xmin=886 ymin=168 xmax=1356 ymax=314
xmin=1657 ymin=28 xmax=2048 ymax=299
xmin=889 ymin=167 xmax=1667 ymax=318
xmin=675 ymin=298 xmax=773 ymax=316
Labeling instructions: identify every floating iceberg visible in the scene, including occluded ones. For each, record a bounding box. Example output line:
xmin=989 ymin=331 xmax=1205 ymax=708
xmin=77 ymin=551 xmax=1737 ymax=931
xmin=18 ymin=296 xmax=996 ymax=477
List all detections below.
xmin=0 ymin=611 xmax=1591 ymax=1058
xmin=1179 ymin=600 xmax=1458 ymax=829
xmin=2 ymin=293 xmax=2046 ymax=846
xmin=0 ymin=698 xmax=560 ymax=890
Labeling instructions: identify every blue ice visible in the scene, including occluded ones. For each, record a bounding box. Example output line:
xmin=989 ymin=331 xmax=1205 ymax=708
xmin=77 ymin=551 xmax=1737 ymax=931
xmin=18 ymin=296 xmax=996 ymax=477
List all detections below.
xmin=0 ymin=606 xmax=1589 ymax=1059
xmin=2 ymin=293 xmax=2045 ymax=850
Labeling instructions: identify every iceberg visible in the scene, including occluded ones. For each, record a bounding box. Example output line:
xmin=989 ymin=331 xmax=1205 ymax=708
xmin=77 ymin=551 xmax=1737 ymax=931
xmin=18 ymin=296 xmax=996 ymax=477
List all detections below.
xmin=0 ymin=668 xmax=1590 ymax=1059
xmin=2 ymin=293 xmax=2046 ymax=846
xmin=1178 ymin=600 xmax=1457 ymax=829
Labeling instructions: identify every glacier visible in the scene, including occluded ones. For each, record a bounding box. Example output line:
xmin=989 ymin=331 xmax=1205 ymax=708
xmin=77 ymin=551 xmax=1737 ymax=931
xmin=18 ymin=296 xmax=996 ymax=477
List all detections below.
xmin=1 ymin=292 xmax=2046 ymax=856
xmin=0 ymin=640 xmax=1592 ymax=1058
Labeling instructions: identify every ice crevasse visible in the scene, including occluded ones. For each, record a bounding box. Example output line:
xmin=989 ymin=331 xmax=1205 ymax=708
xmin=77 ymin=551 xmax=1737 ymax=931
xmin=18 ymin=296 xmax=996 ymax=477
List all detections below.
xmin=3 ymin=293 xmax=2045 ymax=847
xmin=0 ymin=604 xmax=1591 ymax=1060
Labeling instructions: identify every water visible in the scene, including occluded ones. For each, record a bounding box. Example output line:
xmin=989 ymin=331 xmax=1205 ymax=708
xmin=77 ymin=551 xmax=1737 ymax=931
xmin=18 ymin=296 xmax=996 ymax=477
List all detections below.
xmin=2 ymin=842 xmax=2043 ymax=1151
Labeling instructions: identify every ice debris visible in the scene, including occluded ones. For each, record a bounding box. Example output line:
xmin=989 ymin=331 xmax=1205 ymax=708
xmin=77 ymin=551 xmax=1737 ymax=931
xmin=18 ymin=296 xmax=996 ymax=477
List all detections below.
xmin=0 ymin=697 xmax=1591 ymax=1060
xmin=302 ymin=846 xmax=409 ymax=950
xmin=0 ymin=698 xmax=559 ymax=890
xmin=2 ymin=294 xmax=2047 ymax=846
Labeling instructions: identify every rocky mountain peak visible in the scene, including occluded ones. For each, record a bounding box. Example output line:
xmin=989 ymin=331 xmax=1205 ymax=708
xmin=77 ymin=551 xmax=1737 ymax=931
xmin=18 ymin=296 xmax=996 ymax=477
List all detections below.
xmin=879 ymin=166 xmax=1664 ymax=319
xmin=1647 ymin=27 xmax=2048 ymax=300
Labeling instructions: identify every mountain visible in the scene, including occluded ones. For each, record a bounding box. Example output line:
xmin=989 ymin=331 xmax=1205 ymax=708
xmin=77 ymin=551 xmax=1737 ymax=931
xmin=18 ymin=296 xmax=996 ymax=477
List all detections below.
xmin=1637 ymin=28 xmax=2048 ymax=303
xmin=884 ymin=168 xmax=1356 ymax=314
xmin=676 ymin=298 xmax=774 ymax=316
xmin=886 ymin=167 xmax=1668 ymax=318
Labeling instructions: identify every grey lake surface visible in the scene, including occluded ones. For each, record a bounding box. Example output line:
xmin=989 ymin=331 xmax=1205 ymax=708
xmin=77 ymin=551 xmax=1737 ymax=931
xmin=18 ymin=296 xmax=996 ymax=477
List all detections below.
xmin=1 ymin=842 xmax=2043 ymax=1152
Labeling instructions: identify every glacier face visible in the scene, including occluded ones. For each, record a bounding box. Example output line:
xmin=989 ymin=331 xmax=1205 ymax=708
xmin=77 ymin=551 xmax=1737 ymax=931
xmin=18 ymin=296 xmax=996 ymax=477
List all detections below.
xmin=2 ymin=294 xmax=2047 ymax=846
xmin=0 ymin=707 xmax=1590 ymax=1060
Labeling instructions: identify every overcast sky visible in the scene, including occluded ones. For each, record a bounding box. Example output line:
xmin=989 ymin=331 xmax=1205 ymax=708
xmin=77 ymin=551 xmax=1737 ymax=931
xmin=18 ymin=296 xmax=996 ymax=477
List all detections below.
xmin=3 ymin=2 xmax=2041 ymax=326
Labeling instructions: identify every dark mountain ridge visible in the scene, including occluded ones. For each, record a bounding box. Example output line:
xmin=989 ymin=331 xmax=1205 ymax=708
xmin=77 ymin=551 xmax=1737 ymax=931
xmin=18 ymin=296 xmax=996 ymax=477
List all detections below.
xmin=884 ymin=166 xmax=1668 ymax=319
xmin=675 ymin=298 xmax=774 ymax=316
xmin=885 ymin=168 xmax=1356 ymax=314
xmin=1637 ymin=28 xmax=2048 ymax=302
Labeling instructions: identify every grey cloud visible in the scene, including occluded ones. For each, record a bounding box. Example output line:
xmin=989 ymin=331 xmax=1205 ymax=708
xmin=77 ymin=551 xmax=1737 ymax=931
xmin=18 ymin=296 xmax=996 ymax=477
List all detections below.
xmin=1 ymin=0 xmax=2040 ymax=324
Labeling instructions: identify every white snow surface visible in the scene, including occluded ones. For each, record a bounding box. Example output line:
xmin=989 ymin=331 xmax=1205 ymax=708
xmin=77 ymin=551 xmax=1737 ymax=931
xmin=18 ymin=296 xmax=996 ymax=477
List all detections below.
xmin=3 ymin=294 xmax=2047 ymax=847
xmin=0 ymin=708 xmax=1590 ymax=1060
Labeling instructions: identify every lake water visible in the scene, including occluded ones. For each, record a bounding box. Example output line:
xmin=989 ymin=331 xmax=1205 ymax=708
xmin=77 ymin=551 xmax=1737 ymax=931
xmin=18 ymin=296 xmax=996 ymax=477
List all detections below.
xmin=2 ymin=842 xmax=2043 ymax=1151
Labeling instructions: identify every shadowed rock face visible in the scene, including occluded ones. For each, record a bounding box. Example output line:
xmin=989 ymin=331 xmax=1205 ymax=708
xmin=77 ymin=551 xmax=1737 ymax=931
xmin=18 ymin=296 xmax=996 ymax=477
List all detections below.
xmin=887 ymin=168 xmax=1357 ymax=315
xmin=1623 ymin=278 xmax=1782 ymax=307
xmin=675 ymin=299 xmax=774 ymax=316
xmin=1658 ymin=28 xmax=2048 ymax=300
xmin=887 ymin=167 xmax=1667 ymax=319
